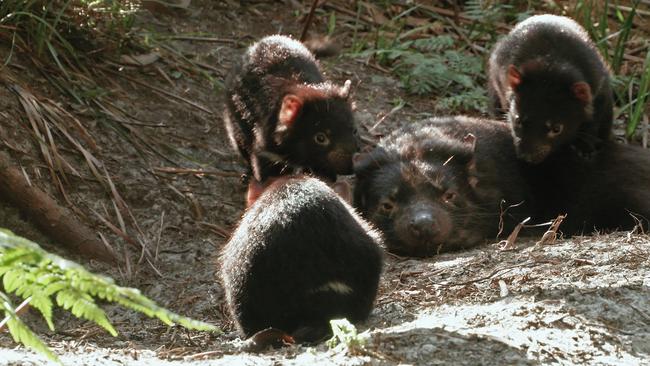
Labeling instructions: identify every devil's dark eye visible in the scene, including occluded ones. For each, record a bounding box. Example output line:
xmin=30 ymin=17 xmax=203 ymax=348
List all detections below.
xmin=546 ymin=122 xmax=564 ymax=137
xmin=379 ymin=199 xmax=395 ymax=213
xmin=314 ymin=132 xmax=330 ymax=146
xmin=442 ymin=190 xmax=457 ymax=204
xmin=512 ymin=114 xmax=522 ymax=127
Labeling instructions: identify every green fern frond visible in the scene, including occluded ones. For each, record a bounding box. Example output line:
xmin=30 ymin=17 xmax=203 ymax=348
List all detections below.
xmin=56 ymin=289 xmax=118 ymax=336
xmin=353 ymin=34 xmax=487 ymax=111
xmin=437 ymin=88 xmax=488 ymax=112
xmin=1 ymin=291 xmax=61 ymax=364
xmin=411 ymin=36 xmax=454 ymax=52
xmin=30 ymin=291 xmax=55 ymax=331
xmin=464 ymin=0 xmax=513 ymax=22
xmin=0 ymin=228 xmax=220 ymax=361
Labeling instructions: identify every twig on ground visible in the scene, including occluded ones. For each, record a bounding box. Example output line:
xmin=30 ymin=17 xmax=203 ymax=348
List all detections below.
xmin=536 ymin=214 xmax=566 ymax=246
xmin=370 ymin=99 xmax=405 ymax=132
xmin=300 ymin=0 xmax=322 ymax=42
xmin=444 ymin=17 xmax=487 ymax=55
xmin=323 ymin=3 xmax=382 ymax=27
xmin=155 ymin=211 xmax=165 ymax=261
xmin=626 ymin=302 xmax=650 ymax=323
xmin=351 ymin=57 xmax=390 ymax=74
xmin=104 ymin=68 xmax=214 ymax=115
xmin=153 ymin=166 xmax=241 ymax=178
xmin=419 ymin=4 xmax=510 ymax=31
xmin=498 ymin=216 xmax=530 ymax=251
xmin=197 ymin=221 xmax=230 ymax=238
xmin=0 ymin=297 xmax=31 ymax=332
xmin=497 ymin=200 xmax=526 ymax=237
xmin=438 ymin=260 xmax=552 ymax=288
xmin=159 ymin=35 xmax=238 ymax=44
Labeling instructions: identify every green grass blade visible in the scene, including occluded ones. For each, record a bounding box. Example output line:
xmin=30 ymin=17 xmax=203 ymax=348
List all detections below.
xmin=611 ymin=0 xmax=639 ymax=73
xmin=626 ymin=51 xmax=650 ymax=137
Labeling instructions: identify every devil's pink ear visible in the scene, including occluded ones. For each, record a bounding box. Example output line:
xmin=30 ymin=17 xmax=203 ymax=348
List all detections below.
xmin=571 ymin=82 xmax=592 ymax=105
xmin=507 ymin=65 xmax=522 ymax=89
xmin=331 ymin=181 xmax=352 ymax=204
xmin=468 ymin=176 xmax=479 ymax=189
xmin=462 ymin=133 xmax=477 ymax=152
xmin=466 ymin=157 xmax=477 ymax=175
xmin=352 ymin=152 xmax=365 ymax=164
xmin=461 ymin=133 xmax=477 ymax=174
xmin=246 ymin=179 xmax=265 ymax=208
xmin=352 ymin=152 xmax=370 ymax=172
xmin=278 ymin=94 xmax=304 ymax=127
xmin=340 ymin=80 xmax=352 ymax=99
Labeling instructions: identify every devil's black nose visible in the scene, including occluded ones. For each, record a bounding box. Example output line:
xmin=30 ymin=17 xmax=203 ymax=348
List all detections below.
xmin=409 ymin=211 xmax=436 ymax=239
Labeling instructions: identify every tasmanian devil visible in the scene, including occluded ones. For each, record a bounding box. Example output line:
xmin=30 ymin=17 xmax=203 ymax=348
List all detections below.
xmin=220 ymin=176 xmax=383 ymax=343
xmin=224 ymin=35 xmax=358 ymax=185
xmin=354 ymin=116 xmax=533 ymax=257
xmin=523 ymin=140 xmax=650 ymax=235
xmin=487 ymin=14 xmax=613 ymax=163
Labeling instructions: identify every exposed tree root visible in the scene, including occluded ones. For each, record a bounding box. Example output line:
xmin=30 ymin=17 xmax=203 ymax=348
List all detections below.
xmin=0 ymin=151 xmax=117 ymax=262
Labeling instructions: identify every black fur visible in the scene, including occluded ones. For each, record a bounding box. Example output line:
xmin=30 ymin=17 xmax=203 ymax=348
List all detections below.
xmin=355 ymin=114 xmax=650 ymax=253
xmin=523 ymin=141 xmax=650 ymax=234
xmin=220 ymin=176 xmax=383 ymax=342
xmin=224 ymin=35 xmax=358 ymax=182
xmin=487 ymin=15 xmax=613 ymax=163
xmin=354 ymin=116 xmax=533 ymax=257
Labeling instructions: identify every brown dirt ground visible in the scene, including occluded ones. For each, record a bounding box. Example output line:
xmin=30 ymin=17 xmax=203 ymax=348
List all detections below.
xmin=1 ymin=1 xmax=649 ymax=365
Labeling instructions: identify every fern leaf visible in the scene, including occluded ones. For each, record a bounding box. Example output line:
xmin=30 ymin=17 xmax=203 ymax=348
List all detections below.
xmin=29 ymin=292 xmax=55 ymax=331
xmin=0 ymin=228 xmax=220 ymax=365
xmin=71 ymin=295 xmax=117 ymax=336
xmin=44 ymin=280 xmax=69 ymax=296
xmin=55 ymin=288 xmax=116 ymax=336
xmin=113 ymin=291 xmax=217 ymax=331
xmin=170 ymin=313 xmax=219 ymax=332
xmin=0 ymin=247 xmax=35 ymax=270
xmin=1 ymin=291 xmax=61 ymax=364
xmin=0 ymin=228 xmax=220 ymax=339
xmin=3 ymin=266 xmax=25 ymax=293
xmin=412 ymin=36 xmax=454 ymax=51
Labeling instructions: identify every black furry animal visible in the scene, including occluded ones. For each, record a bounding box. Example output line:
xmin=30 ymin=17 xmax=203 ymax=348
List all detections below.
xmin=487 ymin=14 xmax=613 ymax=163
xmin=224 ymin=35 xmax=358 ymax=183
xmin=220 ymin=176 xmax=383 ymax=343
xmin=523 ymin=141 xmax=650 ymax=234
xmin=354 ymin=116 xmax=533 ymax=257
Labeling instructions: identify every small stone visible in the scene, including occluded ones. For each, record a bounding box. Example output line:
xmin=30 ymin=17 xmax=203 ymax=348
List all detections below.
xmin=420 ymin=343 xmax=436 ymax=356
